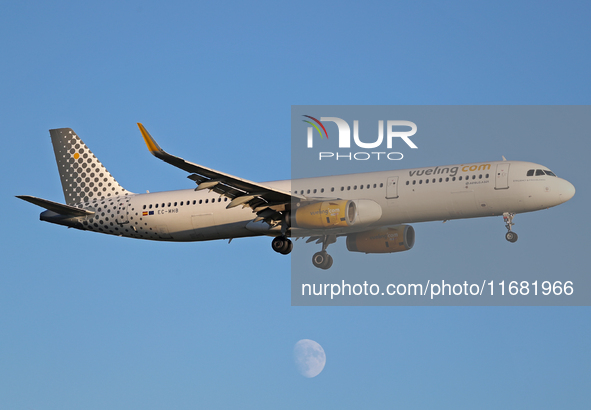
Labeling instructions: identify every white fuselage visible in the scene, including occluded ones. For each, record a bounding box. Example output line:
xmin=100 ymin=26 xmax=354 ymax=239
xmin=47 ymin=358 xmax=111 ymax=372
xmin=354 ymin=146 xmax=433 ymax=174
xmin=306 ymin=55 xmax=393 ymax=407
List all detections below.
xmin=51 ymin=160 xmax=574 ymax=241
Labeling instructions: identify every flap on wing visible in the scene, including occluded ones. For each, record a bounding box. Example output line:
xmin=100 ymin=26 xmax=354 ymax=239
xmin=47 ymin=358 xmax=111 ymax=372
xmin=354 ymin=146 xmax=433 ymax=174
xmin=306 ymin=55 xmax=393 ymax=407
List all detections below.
xmin=17 ymin=195 xmax=95 ymax=216
xmin=137 ymin=123 xmax=303 ymax=212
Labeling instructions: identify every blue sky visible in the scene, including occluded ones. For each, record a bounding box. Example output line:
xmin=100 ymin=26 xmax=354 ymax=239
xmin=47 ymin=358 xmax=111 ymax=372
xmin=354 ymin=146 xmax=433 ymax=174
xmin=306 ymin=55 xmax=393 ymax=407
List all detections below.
xmin=1 ymin=1 xmax=590 ymax=409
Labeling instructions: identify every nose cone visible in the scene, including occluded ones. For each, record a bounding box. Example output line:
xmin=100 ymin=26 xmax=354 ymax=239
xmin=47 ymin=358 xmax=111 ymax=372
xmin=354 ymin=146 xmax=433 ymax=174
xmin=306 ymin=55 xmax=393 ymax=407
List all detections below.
xmin=558 ymin=179 xmax=575 ymax=203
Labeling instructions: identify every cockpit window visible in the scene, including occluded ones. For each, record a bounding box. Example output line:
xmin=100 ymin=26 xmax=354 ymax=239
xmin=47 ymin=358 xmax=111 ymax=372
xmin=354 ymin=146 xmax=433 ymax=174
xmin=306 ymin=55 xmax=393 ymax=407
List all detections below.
xmin=527 ymin=168 xmax=557 ymax=177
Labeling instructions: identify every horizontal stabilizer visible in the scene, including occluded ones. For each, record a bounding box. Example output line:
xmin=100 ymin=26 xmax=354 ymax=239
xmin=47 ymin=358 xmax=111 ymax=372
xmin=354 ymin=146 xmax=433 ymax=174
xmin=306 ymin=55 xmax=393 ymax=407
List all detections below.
xmin=16 ymin=195 xmax=95 ymax=216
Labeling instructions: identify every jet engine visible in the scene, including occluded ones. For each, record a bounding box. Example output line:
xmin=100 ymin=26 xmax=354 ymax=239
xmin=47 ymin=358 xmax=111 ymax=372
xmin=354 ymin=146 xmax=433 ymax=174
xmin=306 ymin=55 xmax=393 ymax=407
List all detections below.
xmin=346 ymin=225 xmax=415 ymax=253
xmin=289 ymin=199 xmax=382 ymax=229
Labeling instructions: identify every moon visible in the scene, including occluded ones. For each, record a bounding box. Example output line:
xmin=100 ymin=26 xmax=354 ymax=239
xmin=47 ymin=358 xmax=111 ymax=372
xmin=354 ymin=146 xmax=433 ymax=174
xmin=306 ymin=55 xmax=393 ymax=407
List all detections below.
xmin=294 ymin=339 xmax=326 ymax=378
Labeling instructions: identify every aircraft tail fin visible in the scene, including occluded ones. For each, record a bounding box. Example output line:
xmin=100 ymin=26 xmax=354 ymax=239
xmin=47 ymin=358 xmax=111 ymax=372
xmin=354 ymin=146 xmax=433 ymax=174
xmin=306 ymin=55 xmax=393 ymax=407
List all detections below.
xmin=49 ymin=128 xmax=132 ymax=205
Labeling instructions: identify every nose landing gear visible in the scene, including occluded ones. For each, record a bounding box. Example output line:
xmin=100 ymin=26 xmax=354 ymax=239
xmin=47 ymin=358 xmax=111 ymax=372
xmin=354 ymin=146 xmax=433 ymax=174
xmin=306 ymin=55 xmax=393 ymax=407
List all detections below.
xmin=503 ymin=212 xmax=518 ymax=243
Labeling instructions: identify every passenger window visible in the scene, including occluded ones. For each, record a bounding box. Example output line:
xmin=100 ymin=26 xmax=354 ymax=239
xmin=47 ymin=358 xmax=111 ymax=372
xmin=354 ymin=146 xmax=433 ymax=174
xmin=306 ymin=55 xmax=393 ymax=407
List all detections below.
xmin=347 ymin=186 xmax=351 ymax=190
xmin=527 ymin=169 xmax=534 ymax=176
xmin=419 ymin=180 xmax=423 ymax=184
xmin=412 ymin=180 xmax=416 ymax=185
xmin=445 ymin=177 xmax=449 ymax=182
xmin=149 ymin=204 xmax=152 ymax=209
xmin=307 ymin=189 xmax=310 ymax=194
xmin=199 ymin=200 xmax=202 ymax=204
xmin=380 ymin=183 xmax=383 ymax=188
xmin=425 ymin=179 xmax=429 ymax=184
xmin=459 ymin=176 xmax=462 ymax=181
xmin=331 ymin=187 xmax=334 ymax=192
xmin=143 ymin=205 xmax=146 ymax=209
xmin=205 ymin=199 xmax=208 ymax=203
xmin=472 ymin=175 xmax=476 ymax=180
xmin=193 ymin=200 xmax=196 ymax=205
xmin=479 ymin=175 xmax=482 ymax=179
xmin=486 ymin=174 xmax=489 ymax=178
xmin=155 ymin=204 xmax=158 ymax=208
xmin=373 ymin=184 xmax=377 ymax=188
xmin=433 ymin=178 xmax=436 ymax=183
xmin=321 ymin=188 xmax=324 ymax=193
xmin=313 ymin=189 xmax=317 ymax=194
xmin=353 ymin=185 xmax=357 ymax=190
xmin=341 ymin=187 xmax=344 ymax=191
xmin=174 ymin=202 xmax=177 ymax=206
xmin=452 ymin=177 xmax=456 ymax=181
xmin=406 ymin=181 xmax=409 ymax=185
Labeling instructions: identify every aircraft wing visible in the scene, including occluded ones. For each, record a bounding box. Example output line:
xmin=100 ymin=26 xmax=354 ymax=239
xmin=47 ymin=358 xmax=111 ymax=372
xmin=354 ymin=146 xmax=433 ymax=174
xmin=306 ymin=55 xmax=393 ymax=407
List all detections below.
xmin=138 ymin=123 xmax=304 ymax=216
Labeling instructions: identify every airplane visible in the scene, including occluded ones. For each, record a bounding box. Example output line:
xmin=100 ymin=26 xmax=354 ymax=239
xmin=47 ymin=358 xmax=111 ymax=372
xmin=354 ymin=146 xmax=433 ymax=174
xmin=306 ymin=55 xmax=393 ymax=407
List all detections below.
xmin=18 ymin=124 xmax=576 ymax=269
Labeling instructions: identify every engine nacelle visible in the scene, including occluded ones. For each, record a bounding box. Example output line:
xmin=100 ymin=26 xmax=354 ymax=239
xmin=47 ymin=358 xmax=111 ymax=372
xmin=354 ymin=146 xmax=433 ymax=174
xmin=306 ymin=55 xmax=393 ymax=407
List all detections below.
xmin=346 ymin=225 xmax=415 ymax=254
xmin=291 ymin=200 xmax=356 ymax=229
xmin=290 ymin=199 xmax=383 ymax=229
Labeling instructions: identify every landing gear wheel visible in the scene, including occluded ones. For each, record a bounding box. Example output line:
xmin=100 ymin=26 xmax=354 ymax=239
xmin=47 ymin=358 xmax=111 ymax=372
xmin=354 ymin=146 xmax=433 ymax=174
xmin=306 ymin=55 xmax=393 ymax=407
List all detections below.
xmin=281 ymin=239 xmax=293 ymax=255
xmin=502 ymin=212 xmax=518 ymax=243
xmin=312 ymin=251 xmax=333 ymax=270
xmin=505 ymin=231 xmax=518 ymax=243
xmin=272 ymin=236 xmax=292 ymax=254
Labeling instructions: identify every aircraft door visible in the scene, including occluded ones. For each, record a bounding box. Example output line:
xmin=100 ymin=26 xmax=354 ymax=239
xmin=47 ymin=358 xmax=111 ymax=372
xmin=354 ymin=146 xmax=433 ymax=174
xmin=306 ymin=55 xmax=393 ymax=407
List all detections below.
xmin=495 ymin=163 xmax=510 ymax=190
xmin=386 ymin=176 xmax=399 ymax=199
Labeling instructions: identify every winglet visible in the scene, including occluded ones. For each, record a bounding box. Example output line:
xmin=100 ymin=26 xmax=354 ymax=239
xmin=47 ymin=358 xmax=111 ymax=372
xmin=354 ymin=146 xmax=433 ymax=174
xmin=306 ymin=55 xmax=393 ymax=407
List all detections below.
xmin=137 ymin=123 xmax=163 ymax=155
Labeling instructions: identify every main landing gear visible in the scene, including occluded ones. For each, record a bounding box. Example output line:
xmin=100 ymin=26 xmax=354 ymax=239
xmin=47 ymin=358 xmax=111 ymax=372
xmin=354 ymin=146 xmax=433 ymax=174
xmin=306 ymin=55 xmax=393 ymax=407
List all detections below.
xmin=503 ymin=212 xmax=518 ymax=243
xmin=311 ymin=235 xmax=336 ymax=270
xmin=312 ymin=251 xmax=333 ymax=270
xmin=272 ymin=235 xmax=293 ymax=255
xmin=272 ymin=234 xmax=335 ymax=270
